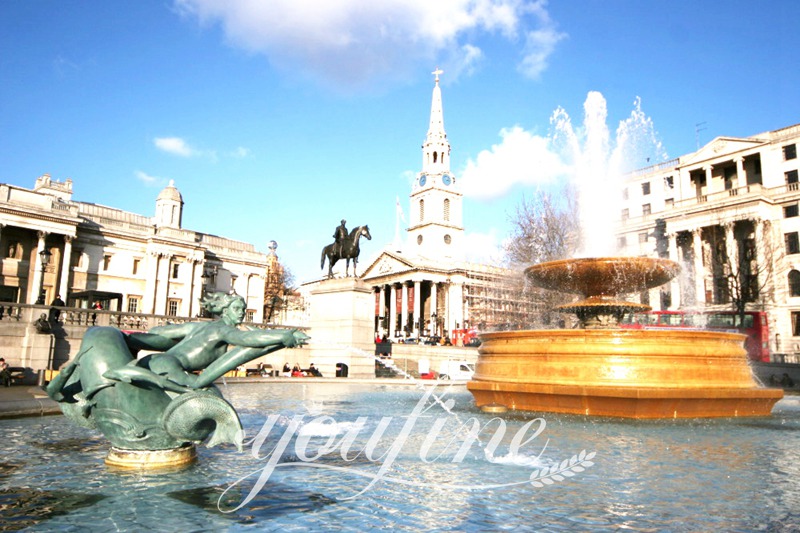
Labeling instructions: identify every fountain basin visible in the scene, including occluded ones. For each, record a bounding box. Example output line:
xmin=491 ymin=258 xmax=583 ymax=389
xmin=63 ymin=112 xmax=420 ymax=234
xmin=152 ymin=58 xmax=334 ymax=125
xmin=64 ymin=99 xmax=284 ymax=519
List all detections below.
xmin=467 ymin=329 xmax=783 ymax=418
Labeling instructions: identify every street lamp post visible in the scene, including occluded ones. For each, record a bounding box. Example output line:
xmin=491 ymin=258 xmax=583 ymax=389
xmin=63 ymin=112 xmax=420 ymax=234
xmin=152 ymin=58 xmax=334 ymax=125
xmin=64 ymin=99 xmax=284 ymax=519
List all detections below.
xmin=35 ymin=249 xmax=52 ymax=305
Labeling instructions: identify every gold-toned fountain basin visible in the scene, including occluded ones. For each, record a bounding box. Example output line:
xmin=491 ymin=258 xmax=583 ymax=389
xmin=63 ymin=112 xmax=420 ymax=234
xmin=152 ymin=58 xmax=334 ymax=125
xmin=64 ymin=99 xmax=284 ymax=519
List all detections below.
xmin=467 ymin=328 xmax=783 ymax=419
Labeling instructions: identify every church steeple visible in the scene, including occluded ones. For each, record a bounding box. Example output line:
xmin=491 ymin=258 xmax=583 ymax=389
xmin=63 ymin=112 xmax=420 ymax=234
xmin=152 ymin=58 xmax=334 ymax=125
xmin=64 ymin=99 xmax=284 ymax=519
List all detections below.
xmin=422 ymin=67 xmax=450 ymax=174
xmin=407 ymin=68 xmax=463 ymax=261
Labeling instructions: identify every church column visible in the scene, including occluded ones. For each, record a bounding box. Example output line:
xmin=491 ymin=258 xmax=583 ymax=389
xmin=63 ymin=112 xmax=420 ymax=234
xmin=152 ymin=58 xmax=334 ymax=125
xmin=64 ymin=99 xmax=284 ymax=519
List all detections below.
xmin=693 ymin=228 xmax=705 ymax=304
xmin=413 ymin=280 xmax=421 ymax=339
xmin=429 ymin=282 xmax=438 ymax=335
xmin=735 ymin=157 xmax=747 ymax=189
xmin=378 ymin=286 xmax=386 ymax=337
xmin=154 ymin=253 xmax=172 ymax=315
xmin=30 ymin=231 xmax=48 ymax=303
xmin=389 ymin=284 xmax=398 ymax=339
xmin=58 ymin=235 xmax=73 ymax=298
xmin=704 ymin=165 xmax=713 ymax=195
xmin=401 ymin=282 xmax=409 ymax=339
xmin=667 ymin=233 xmax=681 ymax=309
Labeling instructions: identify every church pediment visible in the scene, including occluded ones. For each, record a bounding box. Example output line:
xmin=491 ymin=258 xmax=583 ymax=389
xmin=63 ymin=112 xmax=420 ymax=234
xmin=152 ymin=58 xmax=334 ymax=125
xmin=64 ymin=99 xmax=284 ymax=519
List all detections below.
xmin=682 ymin=136 xmax=767 ymax=166
xmin=361 ymin=251 xmax=415 ymax=280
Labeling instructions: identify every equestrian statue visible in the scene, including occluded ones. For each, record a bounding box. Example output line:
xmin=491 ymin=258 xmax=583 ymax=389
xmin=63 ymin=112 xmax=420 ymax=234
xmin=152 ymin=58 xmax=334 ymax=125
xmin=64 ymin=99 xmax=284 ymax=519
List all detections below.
xmin=321 ymin=220 xmax=372 ymax=278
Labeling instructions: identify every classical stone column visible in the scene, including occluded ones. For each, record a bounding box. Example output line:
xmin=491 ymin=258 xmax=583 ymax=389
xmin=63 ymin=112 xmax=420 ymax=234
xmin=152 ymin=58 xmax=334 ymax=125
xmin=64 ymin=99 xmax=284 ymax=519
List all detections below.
xmin=735 ymin=157 xmax=747 ymax=189
xmin=430 ymin=282 xmax=438 ymax=335
xmin=725 ymin=222 xmax=739 ymax=281
xmin=754 ymin=220 xmax=768 ymax=298
xmin=30 ymin=231 xmax=48 ymax=303
xmin=413 ymin=280 xmax=421 ymax=338
xmin=188 ymin=259 xmax=202 ymax=317
xmin=144 ymin=251 xmax=160 ymax=314
xmin=667 ymin=232 xmax=681 ymax=309
xmin=378 ymin=285 xmax=386 ymax=337
xmin=155 ymin=253 xmax=172 ymax=316
xmin=401 ymin=282 xmax=408 ymax=338
xmin=692 ymin=228 xmax=705 ymax=304
xmin=704 ymin=165 xmax=713 ymax=196
xmin=389 ymin=284 xmax=398 ymax=338
xmin=59 ymin=235 xmax=73 ymax=298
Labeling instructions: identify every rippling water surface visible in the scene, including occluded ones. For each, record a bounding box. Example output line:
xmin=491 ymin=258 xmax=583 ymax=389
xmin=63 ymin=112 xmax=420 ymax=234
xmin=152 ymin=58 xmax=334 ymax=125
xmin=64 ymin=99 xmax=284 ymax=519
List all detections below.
xmin=1 ymin=383 xmax=799 ymax=531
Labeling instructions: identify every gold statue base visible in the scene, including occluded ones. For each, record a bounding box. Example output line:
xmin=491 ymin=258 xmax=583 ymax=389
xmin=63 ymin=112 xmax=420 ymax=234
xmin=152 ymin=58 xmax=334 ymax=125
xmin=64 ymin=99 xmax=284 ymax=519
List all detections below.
xmin=468 ymin=329 xmax=783 ymax=419
xmin=105 ymin=444 xmax=197 ymax=469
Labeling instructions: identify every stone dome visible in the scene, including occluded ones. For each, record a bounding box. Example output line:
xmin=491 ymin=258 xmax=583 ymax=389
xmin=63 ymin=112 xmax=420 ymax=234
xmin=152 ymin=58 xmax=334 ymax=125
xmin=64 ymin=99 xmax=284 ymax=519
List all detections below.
xmin=157 ymin=180 xmax=183 ymax=203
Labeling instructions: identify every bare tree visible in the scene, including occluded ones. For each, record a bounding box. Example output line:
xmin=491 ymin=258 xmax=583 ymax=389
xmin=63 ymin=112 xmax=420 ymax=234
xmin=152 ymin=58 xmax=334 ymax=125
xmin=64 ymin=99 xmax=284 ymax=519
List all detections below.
xmin=503 ymin=185 xmax=582 ymax=328
xmin=707 ymin=219 xmax=780 ymax=325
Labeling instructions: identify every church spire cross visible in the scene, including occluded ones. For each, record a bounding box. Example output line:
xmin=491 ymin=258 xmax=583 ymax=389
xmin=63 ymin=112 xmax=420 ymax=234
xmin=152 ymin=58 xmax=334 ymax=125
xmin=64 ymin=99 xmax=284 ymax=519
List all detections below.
xmin=432 ymin=67 xmax=443 ymax=83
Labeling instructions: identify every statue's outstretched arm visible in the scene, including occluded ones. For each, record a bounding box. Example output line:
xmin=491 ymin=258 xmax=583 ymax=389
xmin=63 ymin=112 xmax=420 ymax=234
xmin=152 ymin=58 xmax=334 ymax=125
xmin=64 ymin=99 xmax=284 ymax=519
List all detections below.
xmin=193 ymin=330 xmax=308 ymax=388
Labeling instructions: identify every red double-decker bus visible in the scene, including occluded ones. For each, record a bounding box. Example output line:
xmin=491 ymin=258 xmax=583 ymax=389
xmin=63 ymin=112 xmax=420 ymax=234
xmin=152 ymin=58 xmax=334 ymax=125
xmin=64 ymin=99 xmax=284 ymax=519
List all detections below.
xmin=621 ymin=310 xmax=770 ymax=362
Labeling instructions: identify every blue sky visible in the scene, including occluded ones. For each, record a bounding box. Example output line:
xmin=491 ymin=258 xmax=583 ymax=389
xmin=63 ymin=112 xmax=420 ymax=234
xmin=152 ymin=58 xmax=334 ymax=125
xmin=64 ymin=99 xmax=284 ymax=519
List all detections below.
xmin=1 ymin=1 xmax=798 ymax=284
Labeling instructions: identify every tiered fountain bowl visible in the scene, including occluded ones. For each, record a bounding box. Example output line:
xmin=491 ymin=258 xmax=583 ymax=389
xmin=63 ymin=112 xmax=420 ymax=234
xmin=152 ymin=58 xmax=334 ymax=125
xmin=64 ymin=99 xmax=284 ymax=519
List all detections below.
xmin=467 ymin=257 xmax=783 ymax=418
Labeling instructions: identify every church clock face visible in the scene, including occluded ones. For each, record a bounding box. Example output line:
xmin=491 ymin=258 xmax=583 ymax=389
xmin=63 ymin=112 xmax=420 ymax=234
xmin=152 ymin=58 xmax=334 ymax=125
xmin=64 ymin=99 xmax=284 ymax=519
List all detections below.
xmin=419 ymin=174 xmax=427 ymax=187
xmin=442 ymin=173 xmax=452 ymax=186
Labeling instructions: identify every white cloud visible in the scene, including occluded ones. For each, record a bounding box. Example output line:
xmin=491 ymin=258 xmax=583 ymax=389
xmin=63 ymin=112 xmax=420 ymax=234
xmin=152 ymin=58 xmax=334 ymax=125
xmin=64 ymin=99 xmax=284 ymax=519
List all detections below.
xmin=135 ymin=170 xmax=164 ymax=186
xmin=173 ymin=0 xmax=565 ymax=88
xmin=462 ymin=228 xmax=504 ymax=265
xmin=459 ymin=126 xmax=571 ymax=200
xmin=230 ymin=146 xmax=250 ymax=158
xmin=154 ymin=137 xmax=197 ymax=157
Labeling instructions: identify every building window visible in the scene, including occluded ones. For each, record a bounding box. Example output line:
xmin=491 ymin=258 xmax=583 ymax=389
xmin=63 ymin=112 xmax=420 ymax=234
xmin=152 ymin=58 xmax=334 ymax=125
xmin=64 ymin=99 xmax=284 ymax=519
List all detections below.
xmin=639 ymin=232 xmax=648 ymax=244
xmin=167 ymin=299 xmax=180 ymax=316
xmin=787 ymin=170 xmax=799 ymax=185
xmin=785 ymin=204 xmax=799 ymax=218
xmin=642 ymin=204 xmax=651 ymax=216
xmin=621 ymin=208 xmax=629 ymax=221
xmin=103 ymin=255 xmax=111 ymax=271
xmin=622 ymin=188 xmax=628 ymax=200
xmin=790 ymin=271 xmax=800 ymax=297
xmin=444 ymin=234 xmax=451 ymax=245
xmin=419 ymin=199 xmax=425 ymax=221
xmin=172 ymin=263 xmax=180 ymax=279
xmin=246 ymin=310 xmax=255 ymax=323
xmin=444 ymin=199 xmax=450 ymax=222
xmin=417 ymin=235 xmax=423 ymax=245
xmin=665 ymin=198 xmax=674 ymax=208
xmin=793 ymin=312 xmax=800 ymax=336
xmin=132 ymin=258 xmax=140 ymax=275
xmin=786 ymin=232 xmax=800 ymax=255
xmin=127 ymin=296 xmax=140 ymax=313
xmin=664 ymin=176 xmax=674 ymax=190
xmin=784 ymin=144 xmax=797 ymax=161
xmin=642 ymin=182 xmax=651 ymax=195
xmin=617 ymin=236 xmax=627 ymax=249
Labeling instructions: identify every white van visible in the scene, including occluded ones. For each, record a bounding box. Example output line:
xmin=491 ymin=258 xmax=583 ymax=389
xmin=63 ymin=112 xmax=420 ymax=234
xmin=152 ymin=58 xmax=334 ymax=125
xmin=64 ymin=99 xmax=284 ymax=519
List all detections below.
xmin=438 ymin=361 xmax=475 ymax=380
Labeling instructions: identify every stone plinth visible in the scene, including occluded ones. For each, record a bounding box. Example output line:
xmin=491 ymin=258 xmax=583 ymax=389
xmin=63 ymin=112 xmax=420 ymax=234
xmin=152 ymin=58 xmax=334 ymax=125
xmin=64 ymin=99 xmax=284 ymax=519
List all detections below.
xmin=305 ymin=278 xmax=375 ymax=378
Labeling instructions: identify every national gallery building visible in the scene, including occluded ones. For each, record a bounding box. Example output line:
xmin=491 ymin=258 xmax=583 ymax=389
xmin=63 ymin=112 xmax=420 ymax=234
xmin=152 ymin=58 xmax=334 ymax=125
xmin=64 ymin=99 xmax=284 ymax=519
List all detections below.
xmin=0 ymin=174 xmax=269 ymax=321
xmin=617 ymin=122 xmax=800 ymax=355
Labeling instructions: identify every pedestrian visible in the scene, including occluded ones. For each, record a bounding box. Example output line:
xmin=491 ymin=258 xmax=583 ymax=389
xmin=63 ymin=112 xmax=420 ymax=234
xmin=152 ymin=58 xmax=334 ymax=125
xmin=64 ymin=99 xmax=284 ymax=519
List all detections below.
xmin=49 ymin=294 xmax=65 ymax=322
xmin=0 ymin=358 xmax=11 ymax=386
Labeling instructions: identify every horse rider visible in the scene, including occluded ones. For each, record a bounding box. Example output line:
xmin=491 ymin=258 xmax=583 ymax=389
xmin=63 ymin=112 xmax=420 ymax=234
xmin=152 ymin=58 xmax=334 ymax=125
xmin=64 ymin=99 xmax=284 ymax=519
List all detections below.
xmin=333 ymin=219 xmax=348 ymax=256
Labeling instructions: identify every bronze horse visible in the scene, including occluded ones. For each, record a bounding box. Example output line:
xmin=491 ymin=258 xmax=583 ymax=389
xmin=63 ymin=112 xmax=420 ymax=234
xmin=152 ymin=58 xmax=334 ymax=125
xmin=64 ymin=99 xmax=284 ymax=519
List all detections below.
xmin=321 ymin=225 xmax=371 ymax=278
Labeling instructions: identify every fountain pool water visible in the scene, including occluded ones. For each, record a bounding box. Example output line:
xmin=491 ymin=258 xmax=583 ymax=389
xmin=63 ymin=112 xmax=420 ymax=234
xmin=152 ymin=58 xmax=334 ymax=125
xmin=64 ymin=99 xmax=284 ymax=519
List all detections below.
xmin=2 ymin=382 xmax=800 ymax=531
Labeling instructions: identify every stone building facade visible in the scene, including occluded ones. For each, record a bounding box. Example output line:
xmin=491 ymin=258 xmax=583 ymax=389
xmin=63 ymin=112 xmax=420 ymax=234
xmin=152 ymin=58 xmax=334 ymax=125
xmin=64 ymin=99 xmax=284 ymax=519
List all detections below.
xmin=0 ymin=174 xmax=268 ymax=321
xmin=617 ymin=123 xmax=800 ymax=355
